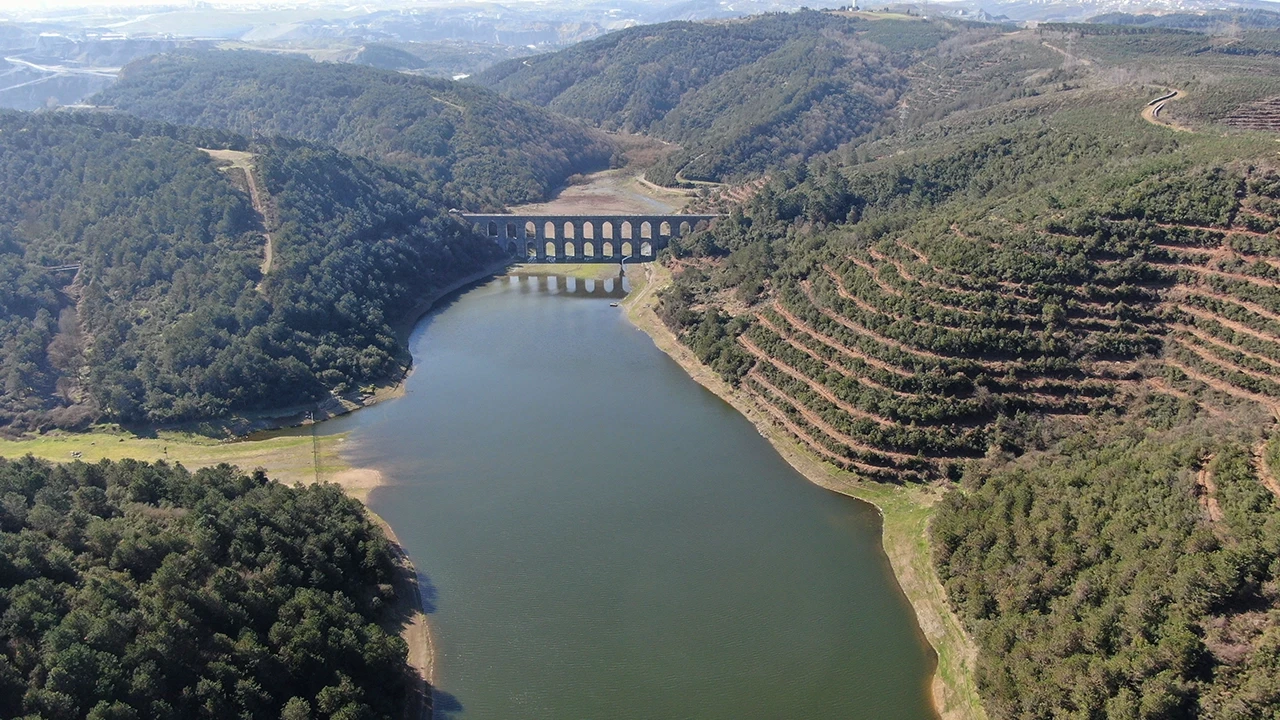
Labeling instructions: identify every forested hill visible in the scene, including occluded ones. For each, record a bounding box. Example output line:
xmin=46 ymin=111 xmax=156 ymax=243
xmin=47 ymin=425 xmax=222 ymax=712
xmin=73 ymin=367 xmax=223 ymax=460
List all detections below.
xmin=93 ymin=50 xmax=614 ymax=209
xmin=654 ymin=22 xmax=1280 ymax=717
xmin=0 ymin=456 xmax=411 ymax=719
xmin=472 ymin=11 xmax=966 ymax=184
xmin=0 ymin=110 xmax=504 ymax=430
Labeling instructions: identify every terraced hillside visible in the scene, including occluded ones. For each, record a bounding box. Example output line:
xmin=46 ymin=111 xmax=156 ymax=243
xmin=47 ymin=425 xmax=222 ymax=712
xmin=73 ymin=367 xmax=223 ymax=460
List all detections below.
xmin=652 ymin=23 xmax=1280 ymax=716
xmin=667 ymin=143 xmax=1280 ymax=484
xmin=1151 ymin=175 xmax=1280 ymax=416
xmin=660 ymin=24 xmax=1280 ymax=483
xmin=1224 ymin=97 xmax=1280 ymax=132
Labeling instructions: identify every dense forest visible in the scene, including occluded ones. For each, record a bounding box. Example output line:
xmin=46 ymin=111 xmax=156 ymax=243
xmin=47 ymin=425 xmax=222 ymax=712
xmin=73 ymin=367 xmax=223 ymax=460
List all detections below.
xmin=474 ymin=11 xmax=968 ymax=184
xmin=94 ymin=50 xmax=613 ymax=209
xmin=650 ymin=18 xmax=1280 ymax=716
xmin=934 ymin=414 xmax=1280 ymax=718
xmin=0 ymin=456 xmax=409 ymax=719
xmin=0 ymin=111 xmax=505 ymax=429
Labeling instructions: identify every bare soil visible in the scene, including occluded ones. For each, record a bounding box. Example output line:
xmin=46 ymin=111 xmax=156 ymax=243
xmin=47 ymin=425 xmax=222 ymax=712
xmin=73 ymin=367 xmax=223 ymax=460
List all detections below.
xmin=1195 ymin=456 xmax=1225 ymax=524
xmin=509 ymin=167 xmax=694 ymax=215
xmin=202 ymin=149 xmax=276 ymax=281
xmin=1253 ymin=440 xmax=1280 ymax=499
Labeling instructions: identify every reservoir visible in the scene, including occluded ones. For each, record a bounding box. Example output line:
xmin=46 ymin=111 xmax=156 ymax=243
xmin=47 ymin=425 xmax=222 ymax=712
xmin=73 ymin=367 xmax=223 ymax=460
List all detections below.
xmin=320 ymin=271 xmax=936 ymax=719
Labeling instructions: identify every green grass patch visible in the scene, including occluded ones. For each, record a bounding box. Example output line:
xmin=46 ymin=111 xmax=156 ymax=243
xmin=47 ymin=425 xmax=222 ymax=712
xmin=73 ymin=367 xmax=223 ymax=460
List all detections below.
xmin=0 ymin=427 xmax=350 ymax=488
xmin=511 ymin=262 xmax=627 ymax=280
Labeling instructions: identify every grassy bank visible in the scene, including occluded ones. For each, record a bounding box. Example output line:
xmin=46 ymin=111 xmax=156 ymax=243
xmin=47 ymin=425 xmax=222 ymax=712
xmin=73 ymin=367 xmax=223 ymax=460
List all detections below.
xmin=0 ymin=426 xmax=370 ymax=492
xmin=624 ymin=262 xmax=987 ymax=720
xmin=510 ymin=261 xmax=625 ymax=280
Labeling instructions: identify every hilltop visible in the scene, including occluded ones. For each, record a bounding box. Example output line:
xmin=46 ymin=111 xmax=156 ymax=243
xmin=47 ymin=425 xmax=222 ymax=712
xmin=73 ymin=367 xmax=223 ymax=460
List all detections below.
xmin=473 ymin=11 xmax=972 ymax=185
xmin=93 ymin=50 xmax=614 ymax=210
xmin=0 ymin=110 xmax=505 ymax=431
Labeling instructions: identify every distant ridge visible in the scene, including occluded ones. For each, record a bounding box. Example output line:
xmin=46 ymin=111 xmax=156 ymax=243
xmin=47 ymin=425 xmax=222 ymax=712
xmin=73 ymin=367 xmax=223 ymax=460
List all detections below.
xmin=94 ymin=49 xmax=614 ymax=210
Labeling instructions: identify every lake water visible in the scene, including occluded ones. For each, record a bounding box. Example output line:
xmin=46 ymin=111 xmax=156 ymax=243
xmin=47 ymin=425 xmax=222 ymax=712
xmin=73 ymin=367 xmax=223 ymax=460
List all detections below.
xmin=318 ymin=272 xmax=936 ymax=719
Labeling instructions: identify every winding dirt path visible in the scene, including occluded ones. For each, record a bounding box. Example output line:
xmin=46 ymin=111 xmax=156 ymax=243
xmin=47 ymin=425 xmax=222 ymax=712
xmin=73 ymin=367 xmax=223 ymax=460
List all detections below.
xmin=1143 ymin=89 xmax=1190 ymax=132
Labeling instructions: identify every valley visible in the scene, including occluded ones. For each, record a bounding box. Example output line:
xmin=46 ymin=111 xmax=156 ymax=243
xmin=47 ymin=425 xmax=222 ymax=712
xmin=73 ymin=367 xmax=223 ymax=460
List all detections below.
xmin=2 ymin=5 xmax=1280 ymax=720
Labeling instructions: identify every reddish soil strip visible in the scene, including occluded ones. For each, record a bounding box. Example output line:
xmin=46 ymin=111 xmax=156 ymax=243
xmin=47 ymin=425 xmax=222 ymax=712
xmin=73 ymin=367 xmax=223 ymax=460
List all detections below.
xmin=1089 ymin=359 xmax=1144 ymax=379
xmin=756 ymin=313 xmax=854 ymax=378
xmin=754 ymin=313 xmax=913 ymax=398
xmin=898 ymin=240 xmax=931 ymax=264
xmin=202 ymin=149 xmax=275 ymax=284
xmin=768 ymin=305 xmax=1088 ymax=412
xmin=1177 ymin=286 xmax=1280 ymax=327
xmin=1173 ymin=338 xmax=1280 ymax=394
xmin=1154 ymin=242 xmax=1280 ymax=274
xmin=747 ymin=371 xmax=918 ymax=464
xmin=818 ymin=272 xmax=1032 ymax=372
xmin=888 ymin=241 xmax=1040 ymax=303
xmin=1145 ymin=377 xmax=1225 ymax=417
xmin=1170 ymin=302 xmax=1280 ymax=349
xmin=1173 ymin=323 xmax=1280 ymax=374
xmin=1154 ymin=256 xmax=1280 ymax=292
xmin=1164 ymin=357 xmax=1280 ymax=415
xmin=847 ymin=254 xmax=905 ymax=298
xmin=738 ymin=335 xmax=895 ymax=427
xmin=868 ymin=248 xmax=988 ymax=318
xmin=742 ymin=371 xmax=911 ymax=474
xmin=771 ymin=301 xmax=913 ymax=378
xmin=822 ymin=266 xmax=899 ymax=318
xmin=1156 ymin=221 xmax=1274 ymax=240
xmin=1195 ymin=456 xmax=1225 ymax=524
xmin=744 ymin=381 xmax=853 ymax=465
xmin=799 ymin=282 xmax=949 ymax=362
xmin=1252 ymin=441 xmax=1280 ymax=500
xmin=823 ymin=265 xmax=982 ymax=330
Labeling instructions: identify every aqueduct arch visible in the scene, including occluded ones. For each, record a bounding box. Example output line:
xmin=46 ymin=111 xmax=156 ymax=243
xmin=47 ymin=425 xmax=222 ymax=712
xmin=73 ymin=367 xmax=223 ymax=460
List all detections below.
xmin=457 ymin=213 xmax=720 ymax=263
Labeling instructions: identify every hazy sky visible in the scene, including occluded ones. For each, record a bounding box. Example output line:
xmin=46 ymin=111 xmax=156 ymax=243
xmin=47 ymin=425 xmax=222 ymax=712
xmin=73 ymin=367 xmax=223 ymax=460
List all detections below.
xmin=2 ymin=0 xmax=446 ymax=12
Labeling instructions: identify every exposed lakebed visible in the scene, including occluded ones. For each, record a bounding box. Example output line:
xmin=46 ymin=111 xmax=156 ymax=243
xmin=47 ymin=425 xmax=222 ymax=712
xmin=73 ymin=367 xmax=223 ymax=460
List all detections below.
xmin=316 ymin=272 xmax=936 ymax=719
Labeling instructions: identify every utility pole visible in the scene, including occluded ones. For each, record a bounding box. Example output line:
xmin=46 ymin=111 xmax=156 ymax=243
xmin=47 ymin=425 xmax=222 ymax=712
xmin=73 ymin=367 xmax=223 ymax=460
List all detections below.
xmin=306 ymin=411 xmax=320 ymax=483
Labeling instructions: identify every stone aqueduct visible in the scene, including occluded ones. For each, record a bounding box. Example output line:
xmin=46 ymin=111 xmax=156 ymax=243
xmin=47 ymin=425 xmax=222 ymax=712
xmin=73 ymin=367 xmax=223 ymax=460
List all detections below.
xmin=458 ymin=213 xmax=720 ymax=262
